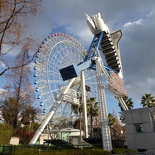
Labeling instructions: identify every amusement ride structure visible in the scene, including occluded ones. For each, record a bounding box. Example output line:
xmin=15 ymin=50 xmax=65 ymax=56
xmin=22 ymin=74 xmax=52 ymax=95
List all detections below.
xmin=31 ymin=13 xmax=128 ymax=151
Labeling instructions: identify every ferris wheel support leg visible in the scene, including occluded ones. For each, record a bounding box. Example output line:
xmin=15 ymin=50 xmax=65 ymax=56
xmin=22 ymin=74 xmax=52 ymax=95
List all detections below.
xmin=29 ymin=78 xmax=76 ymax=145
xmin=96 ymin=58 xmax=112 ymax=151
xmin=115 ymin=96 xmax=128 ymax=111
xmin=29 ymin=111 xmax=55 ymax=144
xmin=81 ymin=70 xmax=89 ymax=138
xmin=63 ymin=78 xmax=76 ymax=94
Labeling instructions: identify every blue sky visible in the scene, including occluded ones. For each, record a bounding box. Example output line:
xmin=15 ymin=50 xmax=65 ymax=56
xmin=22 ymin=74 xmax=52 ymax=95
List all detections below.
xmin=1 ymin=0 xmax=155 ymax=115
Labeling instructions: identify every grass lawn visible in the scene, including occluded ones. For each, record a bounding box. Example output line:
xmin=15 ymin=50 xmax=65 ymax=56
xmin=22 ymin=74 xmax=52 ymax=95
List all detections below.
xmin=0 ymin=145 xmax=137 ymax=155
xmin=13 ymin=148 xmax=111 ymax=155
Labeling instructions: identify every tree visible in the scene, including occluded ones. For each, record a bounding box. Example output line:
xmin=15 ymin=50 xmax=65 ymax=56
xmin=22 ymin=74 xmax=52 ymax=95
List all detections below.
xmin=0 ymin=123 xmax=13 ymax=145
xmin=72 ymin=97 xmax=99 ymax=138
xmin=0 ymin=0 xmax=40 ymax=75
xmin=72 ymin=102 xmax=83 ymax=141
xmin=87 ymin=97 xmax=99 ymax=137
xmin=118 ymin=96 xmax=134 ymax=123
xmin=108 ymin=113 xmax=116 ymax=127
xmin=72 ymin=101 xmax=82 ymax=130
xmin=119 ymin=96 xmax=134 ymax=111
xmin=141 ymin=93 xmax=155 ymax=108
xmin=108 ymin=113 xmax=125 ymax=140
xmin=15 ymin=122 xmax=39 ymax=144
xmin=0 ymin=49 xmax=39 ymax=133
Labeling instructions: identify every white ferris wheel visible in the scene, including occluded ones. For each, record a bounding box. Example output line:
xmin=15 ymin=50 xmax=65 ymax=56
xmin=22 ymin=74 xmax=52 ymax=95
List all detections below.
xmin=30 ymin=13 xmax=128 ymax=151
xmin=34 ymin=33 xmax=98 ymax=111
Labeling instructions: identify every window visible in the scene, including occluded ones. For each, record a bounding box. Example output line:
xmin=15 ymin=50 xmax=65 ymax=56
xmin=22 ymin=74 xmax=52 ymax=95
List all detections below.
xmin=134 ymin=123 xmax=143 ymax=132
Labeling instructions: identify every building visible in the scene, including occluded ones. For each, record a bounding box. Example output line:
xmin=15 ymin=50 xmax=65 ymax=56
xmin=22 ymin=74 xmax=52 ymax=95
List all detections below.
xmin=122 ymin=107 xmax=155 ymax=151
xmin=39 ymin=128 xmax=84 ymax=145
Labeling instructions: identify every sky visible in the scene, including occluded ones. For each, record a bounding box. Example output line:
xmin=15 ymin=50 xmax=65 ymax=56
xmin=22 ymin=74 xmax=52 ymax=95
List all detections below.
xmin=1 ymin=0 xmax=155 ymax=115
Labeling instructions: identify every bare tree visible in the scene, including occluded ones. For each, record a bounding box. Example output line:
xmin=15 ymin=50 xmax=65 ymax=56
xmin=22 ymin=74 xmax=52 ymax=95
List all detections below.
xmin=0 ymin=0 xmax=41 ymax=75
xmin=0 ymin=48 xmax=39 ymax=131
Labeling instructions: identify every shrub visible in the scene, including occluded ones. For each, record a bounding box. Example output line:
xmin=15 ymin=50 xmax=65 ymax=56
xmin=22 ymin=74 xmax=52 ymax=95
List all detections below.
xmin=0 ymin=124 xmax=13 ymax=145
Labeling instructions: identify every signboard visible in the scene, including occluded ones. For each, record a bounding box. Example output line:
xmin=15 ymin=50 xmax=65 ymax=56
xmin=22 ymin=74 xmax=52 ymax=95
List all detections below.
xmin=107 ymin=71 xmax=127 ymax=96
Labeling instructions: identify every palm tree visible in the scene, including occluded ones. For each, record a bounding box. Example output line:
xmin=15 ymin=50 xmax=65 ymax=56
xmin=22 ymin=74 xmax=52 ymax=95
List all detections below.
xmin=119 ymin=96 xmax=134 ymax=111
xmin=71 ymin=98 xmax=83 ymax=140
xmin=118 ymin=96 xmax=134 ymax=123
xmin=141 ymin=93 xmax=155 ymax=108
xmin=87 ymin=97 xmax=99 ymax=137
xmin=72 ymin=104 xmax=82 ymax=129
xmin=72 ymin=97 xmax=99 ymax=138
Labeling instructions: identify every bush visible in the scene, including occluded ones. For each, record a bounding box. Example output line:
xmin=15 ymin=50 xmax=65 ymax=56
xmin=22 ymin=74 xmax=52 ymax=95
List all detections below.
xmin=0 ymin=124 xmax=13 ymax=145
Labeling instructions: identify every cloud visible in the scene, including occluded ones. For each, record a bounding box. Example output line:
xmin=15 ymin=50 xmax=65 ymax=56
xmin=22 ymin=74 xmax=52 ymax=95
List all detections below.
xmin=29 ymin=0 xmax=155 ymax=107
xmin=120 ymin=8 xmax=155 ymax=102
xmin=123 ymin=19 xmax=143 ymax=28
xmin=0 ymin=89 xmax=7 ymax=96
xmin=1 ymin=0 xmax=155 ymax=112
xmin=0 ymin=61 xmax=6 ymax=68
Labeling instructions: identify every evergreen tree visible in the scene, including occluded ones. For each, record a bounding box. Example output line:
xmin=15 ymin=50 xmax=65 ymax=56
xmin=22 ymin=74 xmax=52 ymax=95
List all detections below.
xmin=87 ymin=97 xmax=99 ymax=137
xmin=118 ymin=96 xmax=134 ymax=123
xmin=141 ymin=93 xmax=155 ymax=108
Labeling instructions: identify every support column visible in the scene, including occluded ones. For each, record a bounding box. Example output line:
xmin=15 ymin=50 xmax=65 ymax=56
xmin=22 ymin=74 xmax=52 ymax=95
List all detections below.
xmin=96 ymin=58 xmax=112 ymax=151
xmin=81 ymin=70 xmax=89 ymax=138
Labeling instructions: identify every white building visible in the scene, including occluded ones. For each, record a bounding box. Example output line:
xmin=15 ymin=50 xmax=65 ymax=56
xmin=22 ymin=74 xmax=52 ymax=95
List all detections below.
xmin=39 ymin=128 xmax=84 ymax=145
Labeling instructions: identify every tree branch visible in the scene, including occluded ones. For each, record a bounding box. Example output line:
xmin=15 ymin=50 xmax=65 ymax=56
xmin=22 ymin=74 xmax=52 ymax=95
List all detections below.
xmin=0 ymin=51 xmax=37 ymax=76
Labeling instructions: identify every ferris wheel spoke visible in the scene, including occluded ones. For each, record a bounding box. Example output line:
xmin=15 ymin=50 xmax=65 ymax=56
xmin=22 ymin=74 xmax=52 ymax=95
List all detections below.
xmin=49 ymin=52 xmax=62 ymax=66
xmin=47 ymin=70 xmax=60 ymax=77
xmin=84 ymin=69 xmax=95 ymax=77
xmin=47 ymin=69 xmax=60 ymax=76
xmin=85 ymin=74 xmax=96 ymax=81
xmin=47 ymin=79 xmax=63 ymax=84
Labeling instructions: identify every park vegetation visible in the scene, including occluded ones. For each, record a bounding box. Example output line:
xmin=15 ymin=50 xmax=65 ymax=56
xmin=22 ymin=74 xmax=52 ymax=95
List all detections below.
xmin=0 ymin=0 xmax=41 ymax=144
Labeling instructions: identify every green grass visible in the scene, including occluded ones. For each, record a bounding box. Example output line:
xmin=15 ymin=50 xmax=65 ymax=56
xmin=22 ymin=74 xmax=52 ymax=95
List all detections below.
xmin=0 ymin=145 xmax=138 ymax=155
xmin=112 ymin=148 xmax=137 ymax=154
xmin=10 ymin=148 xmax=111 ymax=155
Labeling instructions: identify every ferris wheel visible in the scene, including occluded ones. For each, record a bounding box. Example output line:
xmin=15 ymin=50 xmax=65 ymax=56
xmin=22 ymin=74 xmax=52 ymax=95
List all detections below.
xmin=34 ymin=33 xmax=98 ymax=113
xmin=32 ymin=33 xmax=99 ymax=141
xmin=30 ymin=13 xmax=128 ymax=151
